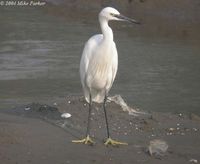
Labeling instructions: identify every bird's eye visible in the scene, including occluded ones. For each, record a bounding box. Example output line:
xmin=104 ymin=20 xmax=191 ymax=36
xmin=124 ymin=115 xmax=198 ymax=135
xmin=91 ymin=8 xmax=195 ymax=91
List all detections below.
xmin=110 ymin=13 xmax=115 ymax=16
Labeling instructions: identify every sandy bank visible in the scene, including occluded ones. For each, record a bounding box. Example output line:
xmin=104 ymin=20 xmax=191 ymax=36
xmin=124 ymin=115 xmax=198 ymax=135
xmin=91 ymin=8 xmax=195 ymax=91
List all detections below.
xmin=0 ymin=96 xmax=200 ymax=164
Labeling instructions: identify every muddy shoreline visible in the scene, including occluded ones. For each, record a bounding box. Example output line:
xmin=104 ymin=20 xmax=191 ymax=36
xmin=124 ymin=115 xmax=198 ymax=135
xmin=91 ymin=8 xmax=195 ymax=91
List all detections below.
xmin=0 ymin=95 xmax=200 ymax=164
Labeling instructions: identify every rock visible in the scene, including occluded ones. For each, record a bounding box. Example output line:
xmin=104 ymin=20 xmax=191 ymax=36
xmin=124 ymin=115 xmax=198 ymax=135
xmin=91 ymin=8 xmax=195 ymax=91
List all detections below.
xmin=61 ymin=113 xmax=72 ymax=118
xmin=148 ymin=139 xmax=168 ymax=157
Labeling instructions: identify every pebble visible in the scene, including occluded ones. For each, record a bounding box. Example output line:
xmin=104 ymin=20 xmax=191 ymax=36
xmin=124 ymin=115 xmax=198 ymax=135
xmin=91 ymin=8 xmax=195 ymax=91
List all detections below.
xmin=53 ymin=102 xmax=57 ymax=106
xmin=169 ymin=128 xmax=175 ymax=132
xmin=185 ymin=128 xmax=190 ymax=132
xmin=25 ymin=107 xmax=31 ymax=111
xmin=68 ymin=100 xmax=71 ymax=104
xmin=166 ymin=132 xmax=172 ymax=136
xmin=179 ymin=113 xmax=182 ymax=117
xmin=180 ymin=132 xmax=185 ymax=135
xmin=193 ymin=128 xmax=198 ymax=132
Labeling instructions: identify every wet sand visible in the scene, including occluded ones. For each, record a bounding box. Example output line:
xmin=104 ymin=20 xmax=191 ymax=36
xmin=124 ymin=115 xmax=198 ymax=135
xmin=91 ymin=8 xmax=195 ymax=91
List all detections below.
xmin=0 ymin=96 xmax=200 ymax=164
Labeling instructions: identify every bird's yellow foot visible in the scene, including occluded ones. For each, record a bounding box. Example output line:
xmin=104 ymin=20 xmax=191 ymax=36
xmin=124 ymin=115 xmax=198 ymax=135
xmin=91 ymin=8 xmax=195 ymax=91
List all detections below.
xmin=104 ymin=137 xmax=128 ymax=146
xmin=72 ymin=135 xmax=94 ymax=145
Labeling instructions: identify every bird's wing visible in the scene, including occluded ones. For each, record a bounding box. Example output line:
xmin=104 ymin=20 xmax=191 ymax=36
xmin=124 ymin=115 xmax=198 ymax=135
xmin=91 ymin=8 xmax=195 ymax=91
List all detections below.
xmin=80 ymin=34 xmax=103 ymax=102
xmin=110 ymin=42 xmax=118 ymax=89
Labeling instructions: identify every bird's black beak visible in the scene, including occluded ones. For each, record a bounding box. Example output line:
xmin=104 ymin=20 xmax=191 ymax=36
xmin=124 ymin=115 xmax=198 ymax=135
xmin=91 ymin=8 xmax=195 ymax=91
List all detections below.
xmin=114 ymin=14 xmax=140 ymax=24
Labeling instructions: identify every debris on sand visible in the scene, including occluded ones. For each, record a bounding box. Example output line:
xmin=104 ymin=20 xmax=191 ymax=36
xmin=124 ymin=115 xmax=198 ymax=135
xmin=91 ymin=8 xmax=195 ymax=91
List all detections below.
xmin=108 ymin=95 xmax=147 ymax=116
xmin=148 ymin=139 xmax=168 ymax=157
xmin=189 ymin=159 xmax=198 ymax=163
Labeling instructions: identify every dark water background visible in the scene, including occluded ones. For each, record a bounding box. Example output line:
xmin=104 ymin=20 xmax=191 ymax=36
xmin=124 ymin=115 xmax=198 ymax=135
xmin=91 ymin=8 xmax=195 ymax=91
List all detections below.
xmin=0 ymin=5 xmax=200 ymax=113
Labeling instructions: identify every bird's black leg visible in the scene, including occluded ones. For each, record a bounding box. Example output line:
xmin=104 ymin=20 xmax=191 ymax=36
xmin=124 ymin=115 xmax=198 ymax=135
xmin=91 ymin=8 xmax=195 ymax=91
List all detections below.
xmin=103 ymin=93 xmax=128 ymax=146
xmin=86 ymin=93 xmax=92 ymax=136
xmin=72 ymin=94 xmax=94 ymax=144
xmin=103 ymin=94 xmax=110 ymax=138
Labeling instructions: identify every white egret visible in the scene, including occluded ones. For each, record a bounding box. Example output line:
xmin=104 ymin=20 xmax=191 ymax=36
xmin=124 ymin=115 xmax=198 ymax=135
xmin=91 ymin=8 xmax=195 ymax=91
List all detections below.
xmin=72 ymin=7 xmax=140 ymax=146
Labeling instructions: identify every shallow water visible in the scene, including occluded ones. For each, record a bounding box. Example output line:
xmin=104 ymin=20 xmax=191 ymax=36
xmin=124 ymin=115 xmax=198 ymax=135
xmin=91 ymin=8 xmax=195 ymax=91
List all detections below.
xmin=0 ymin=6 xmax=200 ymax=113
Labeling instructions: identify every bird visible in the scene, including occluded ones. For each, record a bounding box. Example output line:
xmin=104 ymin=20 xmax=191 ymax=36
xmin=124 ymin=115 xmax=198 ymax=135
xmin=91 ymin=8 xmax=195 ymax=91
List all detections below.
xmin=72 ymin=7 xmax=140 ymax=146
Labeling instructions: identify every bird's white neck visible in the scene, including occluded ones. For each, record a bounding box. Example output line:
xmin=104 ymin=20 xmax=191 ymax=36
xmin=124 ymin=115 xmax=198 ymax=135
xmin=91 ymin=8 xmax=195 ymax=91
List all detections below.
xmin=99 ymin=17 xmax=113 ymax=42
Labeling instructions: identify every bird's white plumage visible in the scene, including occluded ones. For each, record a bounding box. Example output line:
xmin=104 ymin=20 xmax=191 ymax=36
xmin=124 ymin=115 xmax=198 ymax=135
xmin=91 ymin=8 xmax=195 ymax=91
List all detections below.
xmin=80 ymin=34 xmax=118 ymax=103
xmin=74 ymin=6 xmax=138 ymax=145
xmin=80 ymin=7 xmax=120 ymax=103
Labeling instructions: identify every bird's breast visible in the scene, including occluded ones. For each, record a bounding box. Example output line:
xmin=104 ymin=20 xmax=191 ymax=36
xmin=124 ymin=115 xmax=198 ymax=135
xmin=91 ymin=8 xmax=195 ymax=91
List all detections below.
xmin=86 ymin=47 xmax=113 ymax=90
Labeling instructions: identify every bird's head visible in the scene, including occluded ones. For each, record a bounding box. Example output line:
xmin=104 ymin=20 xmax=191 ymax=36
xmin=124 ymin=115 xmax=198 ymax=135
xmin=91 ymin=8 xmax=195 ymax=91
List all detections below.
xmin=99 ymin=7 xmax=140 ymax=24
